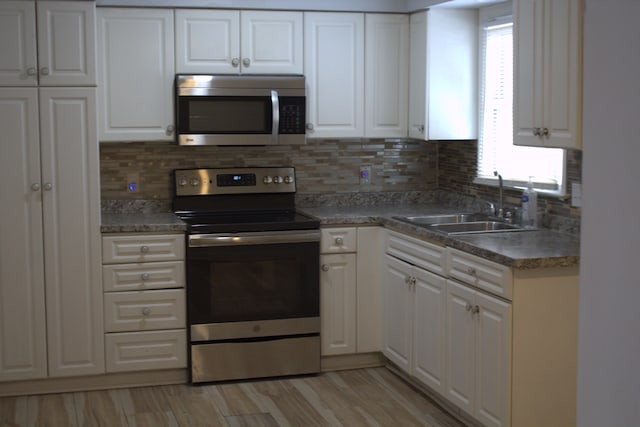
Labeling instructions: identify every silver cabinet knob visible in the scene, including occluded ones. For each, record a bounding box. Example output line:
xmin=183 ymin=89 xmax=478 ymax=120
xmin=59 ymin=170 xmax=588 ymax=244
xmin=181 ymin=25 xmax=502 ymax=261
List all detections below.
xmin=542 ymin=127 xmax=550 ymax=137
xmin=140 ymin=245 xmax=150 ymax=254
xmin=31 ymin=183 xmax=41 ymax=191
xmin=533 ymin=127 xmax=541 ymax=136
xmin=321 ymin=264 xmax=330 ymax=272
xmin=40 ymin=67 xmax=50 ymax=76
xmin=26 ymin=67 xmax=37 ymax=76
xmin=141 ymin=273 xmax=150 ymax=281
xmin=43 ymin=183 xmax=53 ymax=191
xmin=242 ymin=58 xmax=250 ymax=67
xmin=231 ymin=58 xmax=240 ymax=67
xmin=142 ymin=307 xmax=151 ymax=316
xmin=306 ymin=123 xmax=314 ymax=131
xmin=465 ymin=303 xmax=473 ymax=312
xmin=472 ymin=305 xmax=480 ymax=315
xmin=417 ymin=125 xmax=425 ymax=133
xmin=334 ymin=237 xmax=344 ymax=246
xmin=166 ymin=125 xmax=175 ymax=136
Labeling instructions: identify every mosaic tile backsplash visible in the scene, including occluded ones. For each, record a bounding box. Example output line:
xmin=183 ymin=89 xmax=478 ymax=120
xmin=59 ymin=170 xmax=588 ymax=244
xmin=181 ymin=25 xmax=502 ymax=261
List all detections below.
xmin=100 ymin=138 xmax=438 ymax=199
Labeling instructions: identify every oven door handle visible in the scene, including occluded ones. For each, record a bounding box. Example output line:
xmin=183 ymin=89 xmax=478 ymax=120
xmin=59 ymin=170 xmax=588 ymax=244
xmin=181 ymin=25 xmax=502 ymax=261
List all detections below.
xmin=189 ymin=230 xmax=320 ymax=247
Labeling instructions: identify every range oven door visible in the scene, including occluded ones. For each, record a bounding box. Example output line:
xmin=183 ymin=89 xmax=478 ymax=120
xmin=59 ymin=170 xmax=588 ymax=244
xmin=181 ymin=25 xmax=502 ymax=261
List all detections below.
xmin=186 ymin=230 xmax=321 ymax=382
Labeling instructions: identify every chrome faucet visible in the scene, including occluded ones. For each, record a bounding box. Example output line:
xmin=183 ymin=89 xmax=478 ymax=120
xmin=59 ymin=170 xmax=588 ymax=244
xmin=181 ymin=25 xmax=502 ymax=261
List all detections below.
xmin=493 ymin=171 xmax=504 ymax=218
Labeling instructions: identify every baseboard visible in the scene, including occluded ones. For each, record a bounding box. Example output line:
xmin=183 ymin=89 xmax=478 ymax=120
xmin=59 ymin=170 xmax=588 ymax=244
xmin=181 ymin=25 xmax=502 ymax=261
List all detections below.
xmin=321 ymin=352 xmax=386 ymax=372
xmin=0 ymin=368 xmax=188 ymax=397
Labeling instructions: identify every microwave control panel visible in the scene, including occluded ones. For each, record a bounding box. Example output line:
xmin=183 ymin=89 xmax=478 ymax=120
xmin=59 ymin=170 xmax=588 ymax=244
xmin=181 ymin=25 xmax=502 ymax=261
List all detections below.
xmin=279 ymin=97 xmax=306 ymax=134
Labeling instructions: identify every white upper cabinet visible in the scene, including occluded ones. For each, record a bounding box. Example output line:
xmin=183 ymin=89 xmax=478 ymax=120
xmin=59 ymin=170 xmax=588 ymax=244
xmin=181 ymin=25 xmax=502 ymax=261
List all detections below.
xmin=365 ymin=14 xmax=409 ymax=138
xmin=304 ymin=12 xmax=365 ymax=138
xmin=175 ymin=10 xmax=303 ymax=75
xmin=514 ymin=0 xmax=582 ymax=149
xmin=97 ymin=8 xmax=175 ymax=142
xmin=0 ymin=1 xmax=96 ymax=87
xmin=408 ymin=9 xmax=478 ymax=140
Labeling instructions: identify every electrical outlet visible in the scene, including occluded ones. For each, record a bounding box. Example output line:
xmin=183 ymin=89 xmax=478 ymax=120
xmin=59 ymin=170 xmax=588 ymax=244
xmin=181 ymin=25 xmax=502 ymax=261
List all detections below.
xmin=127 ymin=172 xmax=140 ymax=193
xmin=571 ymin=182 xmax=582 ymax=207
xmin=359 ymin=165 xmax=371 ymax=185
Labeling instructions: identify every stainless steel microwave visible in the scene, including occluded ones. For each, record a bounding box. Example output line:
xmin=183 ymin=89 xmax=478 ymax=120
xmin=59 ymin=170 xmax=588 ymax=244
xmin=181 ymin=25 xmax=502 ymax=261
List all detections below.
xmin=175 ymin=75 xmax=306 ymax=146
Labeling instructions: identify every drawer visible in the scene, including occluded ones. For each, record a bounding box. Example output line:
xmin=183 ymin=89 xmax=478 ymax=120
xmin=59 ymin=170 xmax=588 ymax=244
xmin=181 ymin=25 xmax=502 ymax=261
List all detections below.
xmin=105 ymin=329 xmax=187 ymax=373
xmin=102 ymin=233 xmax=185 ymax=264
xmin=104 ymin=289 xmax=186 ymax=332
xmin=446 ymin=248 xmax=513 ymax=300
xmin=385 ymin=230 xmax=446 ymax=276
xmin=103 ymin=261 xmax=185 ymax=292
xmin=321 ymin=227 xmax=357 ymax=253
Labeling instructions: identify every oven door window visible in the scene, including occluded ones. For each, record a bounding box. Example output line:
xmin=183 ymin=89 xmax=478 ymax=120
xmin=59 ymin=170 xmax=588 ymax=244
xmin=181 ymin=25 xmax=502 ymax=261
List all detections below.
xmin=187 ymin=242 xmax=319 ymax=324
xmin=178 ymin=96 xmax=272 ymax=134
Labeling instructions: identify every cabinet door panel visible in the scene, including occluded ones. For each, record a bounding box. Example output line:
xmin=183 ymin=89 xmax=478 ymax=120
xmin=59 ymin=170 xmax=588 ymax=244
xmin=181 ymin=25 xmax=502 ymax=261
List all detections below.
xmin=445 ymin=279 xmax=475 ymax=415
xmin=39 ymin=88 xmax=103 ymax=377
xmin=0 ymin=1 xmax=37 ymax=86
xmin=175 ymin=9 xmax=239 ymax=74
xmin=413 ymin=267 xmax=447 ymax=394
xmin=97 ymin=8 xmax=174 ymax=142
xmin=382 ymin=255 xmax=412 ymax=373
xmin=0 ymin=89 xmax=47 ymax=381
xmin=475 ymin=292 xmax=512 ymax=427
xmin=320 ymin=254 xmax=356 ymax=355
xmin=304 ymin=13 xmax=364 ymax=138
xmin=36 ymin=1 xmax=96 ymax=86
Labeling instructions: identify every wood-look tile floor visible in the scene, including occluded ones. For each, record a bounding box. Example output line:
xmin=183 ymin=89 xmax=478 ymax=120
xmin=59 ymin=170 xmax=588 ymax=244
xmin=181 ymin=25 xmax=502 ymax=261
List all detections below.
xmin=0 ymin=368 xmax=464 ymax=427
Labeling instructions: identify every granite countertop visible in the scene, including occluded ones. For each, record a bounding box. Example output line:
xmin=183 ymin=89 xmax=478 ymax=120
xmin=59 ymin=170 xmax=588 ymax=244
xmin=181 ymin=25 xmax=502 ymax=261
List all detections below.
xmin=299 ymin=205 xmax=580 ymax=270
xmin=100 ymin=201 xmax=579 ymax=270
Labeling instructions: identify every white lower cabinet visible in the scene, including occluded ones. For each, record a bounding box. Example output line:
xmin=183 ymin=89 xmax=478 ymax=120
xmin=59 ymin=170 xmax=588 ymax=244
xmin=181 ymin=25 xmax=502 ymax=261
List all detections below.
xmin=101 ymin=233 xmax=187 ymax=373
xmin=446 ymin=279 xmax=511 ymax=427
xmin=320 ymin=226 xmax=382 ymax=357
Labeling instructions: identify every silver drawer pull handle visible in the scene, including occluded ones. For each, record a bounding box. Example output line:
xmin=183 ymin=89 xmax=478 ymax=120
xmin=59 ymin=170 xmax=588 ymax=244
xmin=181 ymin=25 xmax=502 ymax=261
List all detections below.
xmin=334 ymin=237 xmax=344 ymax=246
xmin=140 ymin=246 xmax=149 ymax=254
xmin=141 ymin=273 xmax=150 ymax=281
xmin=142 ymin=307 xmax=151 ymax=316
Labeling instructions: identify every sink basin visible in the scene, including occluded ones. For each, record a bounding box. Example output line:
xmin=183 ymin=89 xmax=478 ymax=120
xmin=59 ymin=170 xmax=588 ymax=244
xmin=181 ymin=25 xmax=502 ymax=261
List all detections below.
xmin=392 ymin=213 xmax=529 ymax=235
xmin=427 ymin=221 xmax=524 ymax=235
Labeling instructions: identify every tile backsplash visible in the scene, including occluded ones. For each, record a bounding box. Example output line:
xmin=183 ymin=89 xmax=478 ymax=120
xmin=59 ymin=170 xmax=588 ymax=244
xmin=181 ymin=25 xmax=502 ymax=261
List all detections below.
xmin=100 ymin=138 xmax=438 ymax=200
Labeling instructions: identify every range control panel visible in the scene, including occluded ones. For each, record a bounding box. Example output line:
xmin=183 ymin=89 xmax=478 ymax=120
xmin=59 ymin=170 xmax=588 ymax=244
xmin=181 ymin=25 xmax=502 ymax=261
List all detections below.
xmin=174 ymin=167 xmax=296 ymax=196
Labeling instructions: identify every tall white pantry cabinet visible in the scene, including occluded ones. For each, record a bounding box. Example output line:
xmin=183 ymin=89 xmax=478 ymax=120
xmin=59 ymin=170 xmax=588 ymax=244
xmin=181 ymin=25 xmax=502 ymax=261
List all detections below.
xmin=0 ymin=1 xmax=103 ymax=382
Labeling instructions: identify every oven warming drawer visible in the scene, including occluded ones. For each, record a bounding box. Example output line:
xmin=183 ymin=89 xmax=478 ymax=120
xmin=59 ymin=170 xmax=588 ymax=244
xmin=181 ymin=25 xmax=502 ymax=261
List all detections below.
xmin=190 ymin=335 xmax=320 ymax=383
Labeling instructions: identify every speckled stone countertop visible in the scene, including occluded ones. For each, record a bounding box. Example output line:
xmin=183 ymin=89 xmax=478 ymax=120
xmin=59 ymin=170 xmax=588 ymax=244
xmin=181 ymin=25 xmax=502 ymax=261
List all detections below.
xmin=298 ymin=205 xmax=580 ymax=270
xmin=101 ymin=213 xmax=187 ymax=233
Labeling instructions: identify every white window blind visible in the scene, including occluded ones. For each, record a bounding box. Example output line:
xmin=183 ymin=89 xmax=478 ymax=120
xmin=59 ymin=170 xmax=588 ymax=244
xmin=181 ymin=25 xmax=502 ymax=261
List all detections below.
xmin=477 ymin=14 xmax=565 ymax=193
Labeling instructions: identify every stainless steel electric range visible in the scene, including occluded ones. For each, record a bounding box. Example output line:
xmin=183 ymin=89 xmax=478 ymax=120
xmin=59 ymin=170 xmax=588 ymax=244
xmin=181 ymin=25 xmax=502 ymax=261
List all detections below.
xmin=173 ymin=167 xmax=321 ymax=383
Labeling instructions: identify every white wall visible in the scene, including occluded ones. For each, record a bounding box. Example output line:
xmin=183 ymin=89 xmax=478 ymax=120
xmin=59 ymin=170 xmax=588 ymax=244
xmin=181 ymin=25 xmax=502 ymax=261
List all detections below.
xmin=577 ymin=1 xmax=640 ymax=425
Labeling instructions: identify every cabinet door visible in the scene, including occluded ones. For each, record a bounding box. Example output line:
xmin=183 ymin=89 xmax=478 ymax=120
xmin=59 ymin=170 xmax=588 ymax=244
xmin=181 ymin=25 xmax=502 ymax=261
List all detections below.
xmin=320 ymin=253 xmax=357 ymax=356
xmin=39 ymin=88 xmax=104 ymax=377
xmin=356 ymin=227 xmax=382 ymax=353
xmin=408 ymin=11 xmax=427 ymax=139
xmin=241 ymin=11 xmax=303 ymax=75
xmin=365 ymin=14 xmax=409 ymax=138
xmin=445 ymin=279 xmax=476 ymax=416
xmin=413 ymin=267 xmax=447 ymax=395
xmin=175 ymin=9 xmax=240 ymax=74
xmin=304 ymin=12 xmax=364 ymax=138
xmin=514 ymin=0 xmax=582 ymax=149
xmin=97 ymin=8 xmax=175 ymax=142
xmin=382 ymin=255 xmax=413 ymax=373
xmin=0 ymin=88 xmax=47 ymax=381
xmin=36 ymin=1 xmax=96 ymax=86
xmin=475 ymin=292 xmax=512 ymax=427
xmin=0 ymin=1 xmax=37 ymax=86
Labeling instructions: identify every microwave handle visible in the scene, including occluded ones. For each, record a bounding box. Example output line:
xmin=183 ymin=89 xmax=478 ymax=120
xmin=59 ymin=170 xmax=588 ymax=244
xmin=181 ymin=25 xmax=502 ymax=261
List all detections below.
xmin=271 ymin=90 xmax=279 ymax=142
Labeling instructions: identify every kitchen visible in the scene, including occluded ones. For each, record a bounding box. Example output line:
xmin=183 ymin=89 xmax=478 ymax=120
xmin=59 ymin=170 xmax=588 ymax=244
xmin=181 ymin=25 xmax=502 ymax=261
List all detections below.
xmin=0 ymin=0 xmax=637 ymax=426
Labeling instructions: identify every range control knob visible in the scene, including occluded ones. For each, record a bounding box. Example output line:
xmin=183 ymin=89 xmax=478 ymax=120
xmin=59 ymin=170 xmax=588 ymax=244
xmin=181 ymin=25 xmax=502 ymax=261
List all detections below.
xmin=284 ymin=176 xmax=293 ymax=184
xmin=263 ymin=176 xmax=273 ymax=184
xmin=190 ymin=178 xmax=200 ymax=186
xmin=178 ymin=178 xmax=188 ymax=187
xmin=273 ymin=176 xmax=284 ymax=184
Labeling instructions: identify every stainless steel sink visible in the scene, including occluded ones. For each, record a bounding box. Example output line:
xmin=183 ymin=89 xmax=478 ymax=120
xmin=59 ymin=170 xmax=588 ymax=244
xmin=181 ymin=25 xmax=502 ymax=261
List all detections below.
xmin=392 ymin=213 xmax=529 ymax=235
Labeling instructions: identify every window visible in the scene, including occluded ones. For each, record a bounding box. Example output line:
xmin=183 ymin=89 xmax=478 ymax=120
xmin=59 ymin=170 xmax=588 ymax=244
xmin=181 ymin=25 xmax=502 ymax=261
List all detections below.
xmin=476 ymin=4 xmax=565 ymax=195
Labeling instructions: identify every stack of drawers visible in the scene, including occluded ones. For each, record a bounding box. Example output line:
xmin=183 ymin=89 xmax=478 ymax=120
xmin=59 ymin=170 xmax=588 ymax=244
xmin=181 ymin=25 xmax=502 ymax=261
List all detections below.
xmin=101 ymin=233 xmax=187 ymax=373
